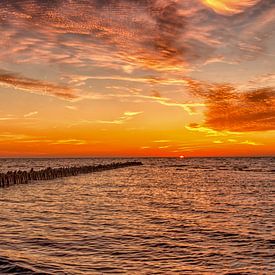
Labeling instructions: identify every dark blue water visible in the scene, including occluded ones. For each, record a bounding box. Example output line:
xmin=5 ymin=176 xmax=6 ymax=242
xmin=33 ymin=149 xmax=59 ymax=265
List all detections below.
xmin=0 ymin=157 xmax=274 ymax=274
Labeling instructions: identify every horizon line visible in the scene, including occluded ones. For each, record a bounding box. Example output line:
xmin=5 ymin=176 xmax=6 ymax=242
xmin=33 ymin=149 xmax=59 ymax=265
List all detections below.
xmin=0 ymin=155 xmax=274 ymax=159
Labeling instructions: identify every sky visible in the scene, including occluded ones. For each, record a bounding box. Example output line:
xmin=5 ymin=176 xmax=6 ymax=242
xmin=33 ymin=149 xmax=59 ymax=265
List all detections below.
xmin=0 ymin=0 xmax=274 ymax=157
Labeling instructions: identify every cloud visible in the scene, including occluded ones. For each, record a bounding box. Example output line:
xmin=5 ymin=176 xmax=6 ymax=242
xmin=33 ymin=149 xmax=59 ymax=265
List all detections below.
xmin=153 ymin=140 xmax=171 ymax=143
xmin=24 ymin=111 xmax=38 ymax=118
xmin=0 ymin=70 xmax=77 ymax=100
xmin=247 ymin=73 xmax=275 ymax=88
xmin=124 ymin=111 xmax=143 ymax=116
xmin=65 ymin=105 xmax=78 ymax=110
xmin=0 ymin=117 xmax=16 ymax=121
xmin=213 ymin=140 xmax=223 ymax=144
xmin=0 ymin=132 xmax=40 ymax=142
xmin=0 ymin=0 xmax=273 ymax=76
xmin=0 ymin=114 xmax=18 ymax=121
xmin=212 ymin=139 xmax=262 ymax=145
xmin=95 ymin=111 xmax=142 ymax=125
xmin=0 ymin=133 xmax=88 ymax=145
xmin=0 ymin=0 xmax=191 ymax=71
xmin=185 ymin=123 xmax=228 ymax=136
xmin=200 ymin=0 xmax=261 ymax=15
xmin=148 ymin=95 xmax=205 ymax=115
xmin=52 ymin=139 xmax=87 ymax=145
xmin=187 ymin=80 xmax=275 ymax=132
xmin=240 ymin=140 xmax=263 ymax=146
xmin=158 ymin=145 xmax=170 ymax=149
xmin=0 ymin=0 xmax=273 ymax=122
xmin=65 ymin=75 xmax=190 ymax=88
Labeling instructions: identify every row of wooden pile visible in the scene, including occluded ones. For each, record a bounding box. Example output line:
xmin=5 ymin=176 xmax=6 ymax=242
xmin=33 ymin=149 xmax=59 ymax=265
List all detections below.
xmin=0 ymin=161 xmax=143 ymax=188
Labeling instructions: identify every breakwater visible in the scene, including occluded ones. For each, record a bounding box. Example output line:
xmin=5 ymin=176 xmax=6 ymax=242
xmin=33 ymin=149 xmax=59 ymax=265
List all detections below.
xmin=0 ymin=161 xmax=143 ymax=188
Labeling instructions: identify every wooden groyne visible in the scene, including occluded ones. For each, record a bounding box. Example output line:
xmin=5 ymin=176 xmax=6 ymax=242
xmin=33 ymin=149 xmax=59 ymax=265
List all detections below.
xmin=0 ymin=161 xmax=143 ymax=188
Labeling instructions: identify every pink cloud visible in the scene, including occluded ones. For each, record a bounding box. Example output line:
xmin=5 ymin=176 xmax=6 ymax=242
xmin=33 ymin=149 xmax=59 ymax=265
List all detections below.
xmin=0 ymin=70 xmax=77 ymax=100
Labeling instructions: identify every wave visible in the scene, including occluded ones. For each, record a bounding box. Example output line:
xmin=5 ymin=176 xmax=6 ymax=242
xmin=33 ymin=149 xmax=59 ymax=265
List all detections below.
xmin=0 ymin=256 xmax=58 ymax=275
xmin=0 ymin=256 xmax=38 ymax=275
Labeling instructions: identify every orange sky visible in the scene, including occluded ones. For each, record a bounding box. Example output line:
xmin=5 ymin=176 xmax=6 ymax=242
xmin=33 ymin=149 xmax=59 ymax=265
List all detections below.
xmin=0 ymin=0 xmax=274 ymax=157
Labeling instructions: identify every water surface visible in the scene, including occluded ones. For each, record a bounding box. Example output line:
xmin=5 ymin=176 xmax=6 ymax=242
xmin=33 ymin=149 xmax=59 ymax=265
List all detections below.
xmin=0 ymin=158 xmax=274 ymax=274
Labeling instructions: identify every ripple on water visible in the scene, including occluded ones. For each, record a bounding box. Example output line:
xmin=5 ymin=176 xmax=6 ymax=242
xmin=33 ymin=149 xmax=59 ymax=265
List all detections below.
xmin=0 ymin=157 xmax=274 ymax=274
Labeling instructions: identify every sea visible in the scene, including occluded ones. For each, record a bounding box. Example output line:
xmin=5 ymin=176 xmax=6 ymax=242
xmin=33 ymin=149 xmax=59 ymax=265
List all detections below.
xmin=0 ymin=157 xmax=274 ymax=274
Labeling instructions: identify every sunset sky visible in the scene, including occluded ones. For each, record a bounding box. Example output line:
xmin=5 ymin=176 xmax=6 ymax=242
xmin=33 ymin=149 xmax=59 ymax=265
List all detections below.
xmin=0 ymin=0 xmax=274 ymax=157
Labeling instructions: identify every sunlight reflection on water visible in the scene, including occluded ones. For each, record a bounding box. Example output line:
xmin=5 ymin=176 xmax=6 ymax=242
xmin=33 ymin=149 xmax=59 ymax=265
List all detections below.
xmin=0 ymin=158 xmax=274 ymax=274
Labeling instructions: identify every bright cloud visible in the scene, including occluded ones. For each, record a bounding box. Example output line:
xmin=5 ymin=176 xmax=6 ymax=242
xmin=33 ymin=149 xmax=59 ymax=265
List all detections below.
xmin=200 ymin=0 xmax=261 ymax=15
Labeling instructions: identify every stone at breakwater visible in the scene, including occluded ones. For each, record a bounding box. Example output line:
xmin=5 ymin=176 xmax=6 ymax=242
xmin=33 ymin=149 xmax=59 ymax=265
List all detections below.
xmin=0 ymin=161 xmax=143 ymax=188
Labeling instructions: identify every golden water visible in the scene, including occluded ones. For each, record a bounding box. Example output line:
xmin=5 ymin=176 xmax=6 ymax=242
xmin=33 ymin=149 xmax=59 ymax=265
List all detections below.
xmin=0 ymin=158 xmax=274 ymax=274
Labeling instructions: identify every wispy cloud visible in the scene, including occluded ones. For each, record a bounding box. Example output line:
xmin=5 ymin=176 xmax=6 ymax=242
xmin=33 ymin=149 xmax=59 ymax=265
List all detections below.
xmin=153 ymin=98 xmax=205 ymax=115
xmin=0 ymin=70 xmax=77 ymax=100
xmin=153 ymin=140 xmax=171 ymax=143
xmin=0 ymin=0 xmax=189 ymax=71
xmin=65 ymin=105 xmax=78 ymax=111
xmin=24 ymin=111 xmax=38 ymax=118
xmin=95 ymin=111 xmax=143 ymax=125
xmin=0 ymin=0 xmax=273 ymax=76
xmin=247 ymin=73 xmax=275 ymax=88
xmin=240 ymin=140 xmax=263 ymax=146
xmin=0 ymin=132 xmax=42 ymax=142
xmin=0 ymin=117 xmax=16 ymax=121
xmin=51 ymin=139 xmax=87 ymax=145
xmin=123 ymin=111 xmax=143 ymax=117
xmin=185 ymin=123 xmax=232 ymax=136
xmin=0 ymin=133 xmax=89 ymax=146
xmin=213 ymin=140 xmax=223 ymax=144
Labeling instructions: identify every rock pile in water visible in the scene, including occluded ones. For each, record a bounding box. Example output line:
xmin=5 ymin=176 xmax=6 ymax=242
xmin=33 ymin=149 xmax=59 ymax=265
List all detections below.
xmin=0 ymin=161 xmax=143 ymax=188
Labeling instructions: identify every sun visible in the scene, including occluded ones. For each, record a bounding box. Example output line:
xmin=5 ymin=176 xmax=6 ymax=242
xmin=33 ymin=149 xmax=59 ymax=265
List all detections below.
xmin=179 ymin=155 xmax=185 ymax=159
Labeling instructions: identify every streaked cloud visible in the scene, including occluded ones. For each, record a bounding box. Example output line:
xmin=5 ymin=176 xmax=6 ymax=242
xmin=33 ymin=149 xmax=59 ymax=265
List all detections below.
xmin=212 ymin=139 xmax=263 ymax=146
xmin=0 ymin=0 xmax=273 ymax=75
xmin=0 ymin=70 xmax=77 ymax=100
xmin=0 ymin=132 xmax=41 ymax=142
xmin=95 ymin=111 xmax=142 ymax=125
xmin=52 ymin=139 xmax=87 ymax=145
xmin=240 ymin=140 xmax=263 ymax=146
xmin=24 ymin=111 xmax=38 ymax=118
xmin=158 ymin=145 xmax=170 ymax=149
xmin=153 ymin=140 xmax=171 ymax=143
xmin=65 ymin=105 xmax=78 ymax=110
xmin=0 ymin=117 xmax=16 ymax=121
xmin=124 ymin=111 xmax=143 ymax=117
xmin=186 ymin=123 xmax=228 ymax=136
xmin=247 ymin=73 xmax=275 ymax=88
xmin=0 ymin=0 xmax=189 ymax=71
